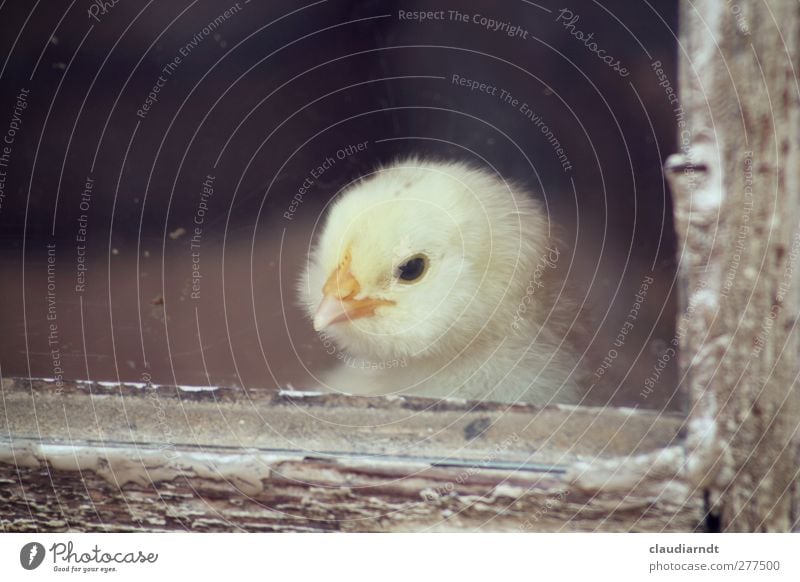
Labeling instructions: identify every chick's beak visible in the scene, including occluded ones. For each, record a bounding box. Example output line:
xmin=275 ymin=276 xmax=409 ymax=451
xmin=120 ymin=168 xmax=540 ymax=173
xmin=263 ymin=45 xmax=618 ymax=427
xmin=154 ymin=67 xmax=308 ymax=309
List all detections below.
xmin=313 ymin=258 xmax=394 ymax=331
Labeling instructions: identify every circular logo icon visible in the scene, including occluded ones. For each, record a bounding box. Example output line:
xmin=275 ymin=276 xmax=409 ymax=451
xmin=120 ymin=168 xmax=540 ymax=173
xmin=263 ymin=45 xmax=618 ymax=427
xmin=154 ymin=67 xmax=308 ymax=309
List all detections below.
xmin=20 ymin=542 xmax=46 ymax=570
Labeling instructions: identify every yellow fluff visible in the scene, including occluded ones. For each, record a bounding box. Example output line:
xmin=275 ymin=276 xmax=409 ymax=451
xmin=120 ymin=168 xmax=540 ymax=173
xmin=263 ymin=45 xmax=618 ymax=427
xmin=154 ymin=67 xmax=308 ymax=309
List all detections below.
xmin=300 ymin=159 xmax=586 ymax=405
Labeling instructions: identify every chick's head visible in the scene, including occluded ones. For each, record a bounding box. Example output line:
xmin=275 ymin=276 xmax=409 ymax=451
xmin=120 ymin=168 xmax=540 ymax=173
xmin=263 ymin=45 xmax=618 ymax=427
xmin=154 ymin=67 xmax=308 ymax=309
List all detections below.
xmin=301 ymin=160 xmax=549 ymax=362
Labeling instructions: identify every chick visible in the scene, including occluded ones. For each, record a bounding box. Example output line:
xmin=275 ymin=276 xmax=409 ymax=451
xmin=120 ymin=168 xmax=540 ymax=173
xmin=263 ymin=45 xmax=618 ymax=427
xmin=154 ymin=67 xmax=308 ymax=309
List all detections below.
xmin=299 ymin=159 xmax=586 ymax=405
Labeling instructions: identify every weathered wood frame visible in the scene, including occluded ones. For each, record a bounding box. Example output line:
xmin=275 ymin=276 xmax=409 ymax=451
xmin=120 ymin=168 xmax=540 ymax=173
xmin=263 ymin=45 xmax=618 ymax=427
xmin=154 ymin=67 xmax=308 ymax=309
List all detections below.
xmin=1 ymin=378 xmax=694 ymax=531
xmin=662 ymin=0 xmax=800 ymax=532
xmin=1 ymin=0 xmax=798 ymax=532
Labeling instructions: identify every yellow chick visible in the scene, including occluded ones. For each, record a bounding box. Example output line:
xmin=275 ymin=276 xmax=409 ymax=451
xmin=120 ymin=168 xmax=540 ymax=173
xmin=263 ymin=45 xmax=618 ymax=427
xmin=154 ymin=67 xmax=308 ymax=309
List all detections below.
xmin=300 ymin=159 xmax=585 ymax=405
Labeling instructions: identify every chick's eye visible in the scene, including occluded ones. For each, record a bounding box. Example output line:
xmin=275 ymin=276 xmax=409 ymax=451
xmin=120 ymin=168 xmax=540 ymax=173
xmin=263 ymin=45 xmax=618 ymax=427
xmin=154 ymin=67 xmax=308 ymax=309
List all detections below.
xmin=397 ymin=255 xmax=427 ymax=282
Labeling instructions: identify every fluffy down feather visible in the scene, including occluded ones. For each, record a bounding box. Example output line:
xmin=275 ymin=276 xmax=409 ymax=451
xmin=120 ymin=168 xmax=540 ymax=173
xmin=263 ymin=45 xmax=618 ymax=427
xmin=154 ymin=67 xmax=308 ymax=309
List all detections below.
xmin=299 ymin=159 xmax=586 ymax=405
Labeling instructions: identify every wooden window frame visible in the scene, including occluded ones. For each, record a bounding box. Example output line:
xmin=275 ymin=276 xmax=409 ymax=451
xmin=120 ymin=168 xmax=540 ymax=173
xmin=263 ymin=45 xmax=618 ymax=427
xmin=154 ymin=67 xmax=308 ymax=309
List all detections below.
xmin=1 ymin=0 xmax=798 ymax=532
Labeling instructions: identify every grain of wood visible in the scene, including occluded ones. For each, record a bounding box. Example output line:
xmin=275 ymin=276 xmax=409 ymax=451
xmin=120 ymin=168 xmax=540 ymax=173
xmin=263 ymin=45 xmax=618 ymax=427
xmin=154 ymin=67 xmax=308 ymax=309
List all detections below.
xmin=666 ymin=0 xmax=800 ymax=532
xmin=0 ymin=377 xmax=700 ymax=532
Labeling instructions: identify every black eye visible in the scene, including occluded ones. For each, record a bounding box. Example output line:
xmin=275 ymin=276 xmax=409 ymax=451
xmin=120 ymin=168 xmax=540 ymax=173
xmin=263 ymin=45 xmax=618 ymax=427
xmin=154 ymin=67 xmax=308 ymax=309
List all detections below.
xmin=397 ymin=255 xmax=427 ymax=282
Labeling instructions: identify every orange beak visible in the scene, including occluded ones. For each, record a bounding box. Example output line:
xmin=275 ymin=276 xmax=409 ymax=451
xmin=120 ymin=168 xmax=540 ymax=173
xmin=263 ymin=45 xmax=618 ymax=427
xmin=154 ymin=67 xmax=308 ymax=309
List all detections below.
xmin=313 ymin=253 xmax=394 ymax=331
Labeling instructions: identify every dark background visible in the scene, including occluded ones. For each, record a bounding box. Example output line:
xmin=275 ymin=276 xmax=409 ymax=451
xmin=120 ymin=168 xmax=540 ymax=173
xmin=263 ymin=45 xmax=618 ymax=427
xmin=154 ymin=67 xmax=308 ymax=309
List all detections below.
xmin=0 ymin=0 xmax=681 ymax=410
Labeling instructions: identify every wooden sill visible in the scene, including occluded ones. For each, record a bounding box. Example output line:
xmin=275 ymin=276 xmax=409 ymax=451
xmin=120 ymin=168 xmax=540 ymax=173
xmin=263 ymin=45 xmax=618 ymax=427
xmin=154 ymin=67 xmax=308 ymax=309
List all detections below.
xmin=0 ymin=377 xmax=703 ymax=532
